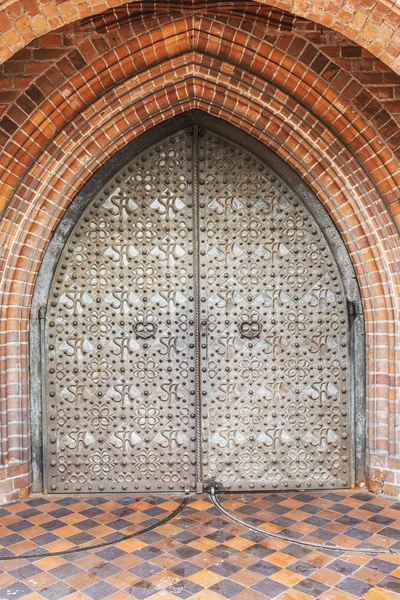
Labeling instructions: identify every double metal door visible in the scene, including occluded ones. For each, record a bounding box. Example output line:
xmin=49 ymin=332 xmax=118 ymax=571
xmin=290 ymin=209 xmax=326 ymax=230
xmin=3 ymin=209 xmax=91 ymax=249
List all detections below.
xmin=44 ymin=127 xmax=351 ymax=493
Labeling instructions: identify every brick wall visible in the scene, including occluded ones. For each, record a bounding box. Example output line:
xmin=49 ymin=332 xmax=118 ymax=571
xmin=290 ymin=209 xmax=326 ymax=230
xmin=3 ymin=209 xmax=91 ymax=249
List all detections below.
xmin=0 ymin=1 xmax=399 ymax=502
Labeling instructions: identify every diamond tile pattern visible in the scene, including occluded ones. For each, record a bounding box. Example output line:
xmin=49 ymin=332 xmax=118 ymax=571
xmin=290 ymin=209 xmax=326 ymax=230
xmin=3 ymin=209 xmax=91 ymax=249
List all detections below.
xmin=219 ymin=490 xmax=400 ymax=552
xmin=0 ymin=495 xmax=181 ymax=558
xmin=0 ymin=491 xmax=399 ymax=599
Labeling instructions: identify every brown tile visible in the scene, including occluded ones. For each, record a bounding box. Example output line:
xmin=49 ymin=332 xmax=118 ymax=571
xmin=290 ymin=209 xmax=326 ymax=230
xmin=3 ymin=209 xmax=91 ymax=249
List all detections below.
xmin=232 ymin=590 xmax=270 ymax=600
xmin=364 ymin=588 xmax=400 ymax=600
xmin=311 ymin=566 xmax=343 ymax=586
xmin=230 ymin=569 xmax=265 ymax=586
xmin=188 ymin=568 xmax=225 ymax=587
xmin=270 ymin=567 xmax=305 ymax=586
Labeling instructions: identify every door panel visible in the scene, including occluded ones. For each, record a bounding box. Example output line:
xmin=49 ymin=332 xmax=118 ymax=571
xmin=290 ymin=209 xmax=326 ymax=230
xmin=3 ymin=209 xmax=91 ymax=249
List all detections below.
xmin=200 ymin=131 xmax=351 ymax=491
xmin=44 ymin=125 xmax=352 ymax=494
xmin=45 ymin=131 xmax=197 ymax=493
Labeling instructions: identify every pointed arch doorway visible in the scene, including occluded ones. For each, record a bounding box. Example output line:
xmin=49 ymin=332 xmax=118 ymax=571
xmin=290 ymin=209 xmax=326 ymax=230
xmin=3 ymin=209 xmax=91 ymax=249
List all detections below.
xmin=33 ymin=112 xmax=363 ymax=495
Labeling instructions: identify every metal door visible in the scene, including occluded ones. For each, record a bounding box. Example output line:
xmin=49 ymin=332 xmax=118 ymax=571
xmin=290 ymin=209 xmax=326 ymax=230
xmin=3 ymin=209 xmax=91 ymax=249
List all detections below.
xmin=44 ymin=126 xmax=351 ymax=493
xmin=199 ymin=131 xmax=351 ymax=491
xmin=44 ymin=131 xmax=197 ymax=493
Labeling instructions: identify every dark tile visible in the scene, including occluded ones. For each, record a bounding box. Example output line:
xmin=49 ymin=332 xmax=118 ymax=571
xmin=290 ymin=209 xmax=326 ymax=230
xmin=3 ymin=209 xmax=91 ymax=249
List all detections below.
xmin=327 ymin=559 xmax=359 ymax=575
xmin=210 ymin=579 xmax=245 ymax=598
xmin=207 ymin=517 xmax=231 ymax=529
xmin=143 ymin=506 xmax=166 ymax=516
xmin=293 ymin=493 xmax=317 ymax=503
xmin=268 ymin=505 xmax=291 ymax=515
xmin=294 ymin=578 xmax=330 ymax=596
xmin=248 ymin=560 xmax=281 ymax=577
xmin=48 ymin=508 xmax=73 ymax=518
xmin=173 ymin=517 xmax=199 ymax=529
xmin=171 ymin=545 xmax=201 ymax=559
xmin=66 ymin=532 xmax=95 ymax=545
xmin=96 ymin=546 xmax=126 ymax=560
xmin=25 ymin=497 xmax=50 ymax=507
xmin=367 ymin=558 xmax=398 ymax=574
xmin=56 ymin=497 xmax=80 ymax=506
xmin=49 ymin=563 xmax=82 ymax=579
xmin=174 ymin=531 xmax=200 ymax=543
xmin=75 ymin=519 xmax=99 ymax=531
xmin=85 ymin=497 xmax=109 ymax=506
xmin=106 ymin=518 xmax=132 ymax=531
xmin=83 ymin=581 xmax=119 ymax=599
xmin=7 ymin=520 xmax=34 ymax=532
xmin=0 ymin=582 xmax=33 ymax=599
xmin=116 ymin=496 xmax=138 ymax=505
xmin=351 ymin=493 xmax=375 ymax=502
xmin=288 ymin=560 xmax=318 ymax=576
xmin=237 ymin=505 xmax=260 ymax=515
xmin=135 ymin=530 xmax=164 ymax=544
xmin=17 ymin=508 xmax=40 ymax=518
xmin=368 ymin=514 xmax=395 ymax=526
xmin=360 ymin=502 xmax=384 ymax=513
xmin=90 ymin=562 xmax=121 ymax=578
xmin=210 ymin=560 xmax=242 ymax=577
xmin=312 ymin=528 xmax=338 ymax=542
xmin=378 ymin=527 xmax=400 ymax=540
xmin=304 ymin=515 xmax=330 ymax=526
xmin=208 ymin=544 xmax=237 ymax=558
xmin=246 ymin=543 xmax=274 ymax=558
xmin=170 ymin=561 xmax=202 ymax=578
xmin=131 ymin=562 xmax=162 ymax=578
xmin=41 ymin=581 xmax=76 ymax=600
xmin=206 ymin=530 xmax=234 ymax=543
xmin=336 ymin=515 xmax=362 ymax=527
xmin=80 ymin=507 xmax=104 ymax=518
xmin=378 ymin=576 xmax=400 ymax=594
xmin=298 ymin=504 xmax=321 ymax=515
xmin=345 ymin=527 xmax=372 ymax=541
xmin=329 ymin=503 xmax=353 ymax=514
xmin=135 ymin=546 xmax=164 ymax=560
xmin=336 ymin=576 xmax=372 ymax=596
xmin=31 ymin=532 xmax=59 ymax=546
xmin=41 ymin=519 xmax=67 ymax=532
xmin=168 ymin=579 xmax=203 ymax=599
xmin=9 ymin=563 xmax=42 ymax=580
xmin=125 ymin=580 xmax=160 ymax=599
xmin=281 ymin=543 xmax=313 ymax=559
xmin=271 ymin=516 xmax=297 ymax=528
xmin=0 ymin=533 xmax=25 ymax=547
xmin=252 ymin=577 xmax=288 ymax=596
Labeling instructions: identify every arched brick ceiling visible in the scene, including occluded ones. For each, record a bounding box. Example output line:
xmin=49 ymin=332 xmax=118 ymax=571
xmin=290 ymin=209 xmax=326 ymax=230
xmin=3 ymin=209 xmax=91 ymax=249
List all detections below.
xmin=0 ymin=0 xmax=400 ymax=71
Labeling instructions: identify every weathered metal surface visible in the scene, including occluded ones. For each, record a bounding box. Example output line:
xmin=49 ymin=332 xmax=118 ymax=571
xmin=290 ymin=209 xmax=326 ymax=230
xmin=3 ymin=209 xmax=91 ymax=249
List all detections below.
xmin=44 ymin=131 xmax=197 ymax=493
xmin=200 ymin=131 xmax=351 ymax=491
xmin=44 ymin=126 xmax=351 ymax=493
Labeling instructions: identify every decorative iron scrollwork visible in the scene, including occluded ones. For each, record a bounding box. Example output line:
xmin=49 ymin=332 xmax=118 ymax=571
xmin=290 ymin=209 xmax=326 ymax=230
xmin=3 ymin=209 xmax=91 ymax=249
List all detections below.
xmin=238 ymin=320 xmax=263 ymax=339
xmin=133 ymin=319 xmax=158 ymax=339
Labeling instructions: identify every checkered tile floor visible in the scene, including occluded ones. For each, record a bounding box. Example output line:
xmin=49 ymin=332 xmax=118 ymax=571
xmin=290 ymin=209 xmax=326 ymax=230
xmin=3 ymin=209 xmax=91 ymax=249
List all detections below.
xmin=0 ymin=491 xmax=400 ymax=599
xmin=219 ymin=489 xmax=400 ymax=552
xmin=0 ymin=495 xmax=181 ymax=558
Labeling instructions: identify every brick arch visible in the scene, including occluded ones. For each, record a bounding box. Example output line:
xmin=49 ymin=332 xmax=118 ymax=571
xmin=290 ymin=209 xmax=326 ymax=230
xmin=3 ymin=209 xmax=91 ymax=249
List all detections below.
xmin=0 ymin=0 xmax=400 ymax=71
xmin=1 ymin=16 xmax=399 ymax=225
xmin=1 ymin=55 xmax=399 ymax=498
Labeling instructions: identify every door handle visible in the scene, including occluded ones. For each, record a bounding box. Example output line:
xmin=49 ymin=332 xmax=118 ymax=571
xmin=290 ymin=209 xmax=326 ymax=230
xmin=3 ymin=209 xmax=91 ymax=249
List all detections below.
xmin=238 ymin=320 xmax=262 ymax=339
xmin=133 ymin=319 xmax=158 ymax=339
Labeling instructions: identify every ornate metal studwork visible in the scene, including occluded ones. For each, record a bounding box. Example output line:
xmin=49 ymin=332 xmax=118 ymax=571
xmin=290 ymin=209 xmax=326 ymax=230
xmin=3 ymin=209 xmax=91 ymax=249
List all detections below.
xmin=44 ymin=128 xmax=351 ymax=493
xmin=200 ymin=131 xmax=351 ymax=491
xmin=45 ymin=132 xmax=197 ymax=493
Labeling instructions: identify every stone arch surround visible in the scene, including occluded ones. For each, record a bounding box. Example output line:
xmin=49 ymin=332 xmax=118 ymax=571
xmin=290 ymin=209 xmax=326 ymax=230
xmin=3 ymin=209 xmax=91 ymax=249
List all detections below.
xmin=0 ymin=14 xmax=399 ymax=502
